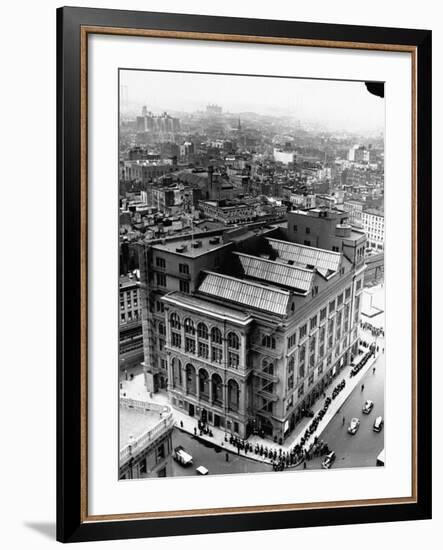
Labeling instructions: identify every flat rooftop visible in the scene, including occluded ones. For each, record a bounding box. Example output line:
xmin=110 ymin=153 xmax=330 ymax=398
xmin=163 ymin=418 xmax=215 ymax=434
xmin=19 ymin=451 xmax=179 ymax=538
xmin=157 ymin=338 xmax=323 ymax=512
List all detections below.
xmin=119 ymin=406 xmax=162 ymax=451
xmin=119 ymin=274 xmax=140 ymax=290
xmin=152 ymin=235 xmax=231 ymax=258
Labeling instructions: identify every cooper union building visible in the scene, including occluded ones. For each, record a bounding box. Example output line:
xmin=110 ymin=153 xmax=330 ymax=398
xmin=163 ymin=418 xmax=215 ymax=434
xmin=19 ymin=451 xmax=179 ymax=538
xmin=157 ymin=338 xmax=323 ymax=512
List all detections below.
xmin=137 ymin=207 xmax=367 ymax=443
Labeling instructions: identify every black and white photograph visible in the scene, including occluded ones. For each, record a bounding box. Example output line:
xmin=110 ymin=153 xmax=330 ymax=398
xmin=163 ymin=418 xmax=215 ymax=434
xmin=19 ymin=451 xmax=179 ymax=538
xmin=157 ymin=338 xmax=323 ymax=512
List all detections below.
xmin=118 ymin=69 xmax=386 ymax=480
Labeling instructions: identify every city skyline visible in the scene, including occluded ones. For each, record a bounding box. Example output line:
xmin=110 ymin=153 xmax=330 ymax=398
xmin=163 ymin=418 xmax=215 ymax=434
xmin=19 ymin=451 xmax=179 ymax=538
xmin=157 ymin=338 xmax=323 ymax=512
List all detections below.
xmin=119 ymin=68 xmax=385 ymax=480
xmin=120 ymin=69 xmax=385 ymax=135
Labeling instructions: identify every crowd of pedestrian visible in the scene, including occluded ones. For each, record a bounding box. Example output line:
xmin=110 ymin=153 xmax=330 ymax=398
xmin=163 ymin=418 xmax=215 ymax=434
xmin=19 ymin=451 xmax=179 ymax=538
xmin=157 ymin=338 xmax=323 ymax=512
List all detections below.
xmin=185 ymin=369 xmax=371 ymax=472
xmin=350 ymin=349 xmax=374 ymax=377
xmin=360 ymin=321 xmax=385 ymax=339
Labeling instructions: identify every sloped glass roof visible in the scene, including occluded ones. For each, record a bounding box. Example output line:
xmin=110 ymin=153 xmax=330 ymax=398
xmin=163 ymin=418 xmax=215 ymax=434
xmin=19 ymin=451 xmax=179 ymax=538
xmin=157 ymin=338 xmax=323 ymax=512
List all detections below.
xmin=234 ymin=252 xmax=313 ymax=293
xmin=198 ymin=272 xmax=290 ymax=316
xmin=266 ymin=238 xmax=341 ymax=275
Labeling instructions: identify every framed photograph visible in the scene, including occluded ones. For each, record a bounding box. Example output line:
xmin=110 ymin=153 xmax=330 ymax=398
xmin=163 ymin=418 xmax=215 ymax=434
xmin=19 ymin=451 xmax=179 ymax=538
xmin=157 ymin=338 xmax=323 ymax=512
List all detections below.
xmin=57 ymin=6 xmax=432 ymax=543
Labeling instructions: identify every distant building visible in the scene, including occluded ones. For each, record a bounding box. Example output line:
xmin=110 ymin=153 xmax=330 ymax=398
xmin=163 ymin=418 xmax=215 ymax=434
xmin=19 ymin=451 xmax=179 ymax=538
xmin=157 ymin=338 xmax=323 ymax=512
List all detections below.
xmin=151 ymin=183 xmax=201 ymax=213
xmin=287 ymin=192 xmax=316 ymax=210
xmin=348 ymin=145 xmax=370 ymax=163
xmin=315 ymin=194 xmax=337 ymax=210
xmin=206 ymin=104 xmax=222 ymax=115
xmin=342 ymin=200 xmax=364 ymax=226
xmin=199 ymin=199 xmax=256 ymax=225
xmin=361 ymin=208 xmax=384 ymax=251
xmin=136 ymin=108 xmax=180 ymax=134
xmin=179 ymin=141 xmax=195 ymax=162
xmin=122 ymin=159 xmax=177 ymax=184
xmin=119 ymin=398 xmax=174 ymax=479
xmin=273 ymin=148 xmax=296 ymax=165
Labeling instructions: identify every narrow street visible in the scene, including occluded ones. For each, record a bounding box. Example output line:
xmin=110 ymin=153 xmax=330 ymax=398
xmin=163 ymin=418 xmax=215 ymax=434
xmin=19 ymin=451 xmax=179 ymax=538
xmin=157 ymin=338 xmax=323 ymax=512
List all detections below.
xmin=293 ymin=350 xmax=385 ymax=470
xmin=166 ymin=430 xmax=273 ymax=477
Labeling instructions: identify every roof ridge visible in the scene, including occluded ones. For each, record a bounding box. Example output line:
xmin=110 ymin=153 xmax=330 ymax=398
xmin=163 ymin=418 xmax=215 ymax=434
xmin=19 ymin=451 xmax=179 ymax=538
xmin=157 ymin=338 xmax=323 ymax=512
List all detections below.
xmin=266 ymin=236 xmax=341 ymax=256
xmin=233 ymin=251 xmax=314 ymax=274
xmin=201 ymin=271 xmax=291 ymax=295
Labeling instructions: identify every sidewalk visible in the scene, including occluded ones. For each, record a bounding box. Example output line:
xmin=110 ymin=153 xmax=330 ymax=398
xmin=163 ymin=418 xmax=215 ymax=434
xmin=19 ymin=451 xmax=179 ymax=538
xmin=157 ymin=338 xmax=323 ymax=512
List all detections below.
xmin=120 ymin=348 xmax=380 ymax=465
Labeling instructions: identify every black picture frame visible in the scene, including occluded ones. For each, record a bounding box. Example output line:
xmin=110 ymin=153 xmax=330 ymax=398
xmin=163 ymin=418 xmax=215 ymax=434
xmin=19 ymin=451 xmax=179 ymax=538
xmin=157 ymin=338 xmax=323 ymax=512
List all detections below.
xmin=57 ymin=6 xmax=432 ymax=543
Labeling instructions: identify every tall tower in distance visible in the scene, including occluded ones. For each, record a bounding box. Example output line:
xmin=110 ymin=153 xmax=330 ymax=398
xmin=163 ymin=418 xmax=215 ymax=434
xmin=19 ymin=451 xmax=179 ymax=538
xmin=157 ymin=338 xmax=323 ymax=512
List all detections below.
xmin=142 ymin=105 xmax=148 ymax=117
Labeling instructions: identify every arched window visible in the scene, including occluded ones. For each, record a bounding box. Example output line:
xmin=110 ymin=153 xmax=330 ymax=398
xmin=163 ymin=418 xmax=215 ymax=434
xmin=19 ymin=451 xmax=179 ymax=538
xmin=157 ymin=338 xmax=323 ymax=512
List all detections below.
xmin=197 ymin=322 xmax=208 ymax=340
xmin=198 ymin=369 xmax=209 ymax=399
xmin=185 ymin=363 xmax=196 ymax=395
xmin=211 ymin=327 xmax=222 ymax=345
xmin=170 ymin=313 xmax=180 ymax=330
xmin=228 ymin=379 xmax=239 ymax=411
xmin=262 ymin=334 xmax=276 ymax=349
xmin=184 ymin=318 xmax=195 ymax=335
xmin=262 ymin=359 xmax=274 ymax=375
xmin=171 ymin=357 xmax=182 ymax=388
xmin=227 ymin=331 xmax=240 ymax=349
xmin=212 ymin=373 xmax=223 ymax=404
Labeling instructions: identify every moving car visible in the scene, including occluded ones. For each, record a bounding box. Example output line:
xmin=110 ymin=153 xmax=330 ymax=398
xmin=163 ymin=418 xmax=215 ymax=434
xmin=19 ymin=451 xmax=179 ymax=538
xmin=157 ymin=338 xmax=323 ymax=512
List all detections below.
xmin=347 ymin=417 xmax=360 ymax=434
xmin=362 ymin=399 xmax=374 ymax=414
xmin=173 ymin=446 xmax=193 ymax=466
xmin=321 ymin=451 xmax=336 ymax=469
xmin=196 ymin=466 xmax=209 ymax=475
xmin=373 ymin=416 xmax=384 ymax=432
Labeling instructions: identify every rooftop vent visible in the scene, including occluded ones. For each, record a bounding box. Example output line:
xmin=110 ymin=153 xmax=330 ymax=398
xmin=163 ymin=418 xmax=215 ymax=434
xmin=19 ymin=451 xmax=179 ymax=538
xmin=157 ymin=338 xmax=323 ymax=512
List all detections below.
xmin=209 ymin=237 xmax=221 ymax=244
xmin=176 ymin=245 xmax=187 ymax=253
xmin=192 ymin=240 xmax=202 ymax=248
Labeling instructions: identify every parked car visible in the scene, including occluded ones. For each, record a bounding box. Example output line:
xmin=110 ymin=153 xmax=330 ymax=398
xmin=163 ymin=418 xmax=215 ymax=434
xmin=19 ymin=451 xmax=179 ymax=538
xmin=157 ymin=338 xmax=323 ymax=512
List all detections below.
xmin=174 ymin=446 xmax=193 ymax=466
xmin=373 ymin=416 xmax=384 ymax=432
xmin=348 ymin=417 xmax=360 ymax=434
xmin=362 ymin=399 xmax=374 ymax=414
xmin=321 ymin=451 xmax=336 ymax=469
xmin=196 ymin=466 xmax=209 ymax=475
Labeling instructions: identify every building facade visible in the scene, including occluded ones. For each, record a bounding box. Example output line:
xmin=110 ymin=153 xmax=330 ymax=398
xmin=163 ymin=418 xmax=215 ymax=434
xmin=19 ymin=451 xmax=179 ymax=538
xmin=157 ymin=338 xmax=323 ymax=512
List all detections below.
xmin=137 ymin=213 xmax=366 ymax=443
xmin=119 ymin=273 xmax=144 ymax=371
xmin=361 ymin=209 xmax=384 ymax=251
xmin=138 ymin=234 xmax=234 ymax=393
xmin=199 ymin=199 xmax=256 ymax=225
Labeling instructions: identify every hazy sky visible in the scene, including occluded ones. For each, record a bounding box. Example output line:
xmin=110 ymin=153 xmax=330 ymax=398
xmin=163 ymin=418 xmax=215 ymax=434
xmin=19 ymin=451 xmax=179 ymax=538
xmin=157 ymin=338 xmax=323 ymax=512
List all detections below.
xmin=120 ymin=69 xmax=384 ymax=134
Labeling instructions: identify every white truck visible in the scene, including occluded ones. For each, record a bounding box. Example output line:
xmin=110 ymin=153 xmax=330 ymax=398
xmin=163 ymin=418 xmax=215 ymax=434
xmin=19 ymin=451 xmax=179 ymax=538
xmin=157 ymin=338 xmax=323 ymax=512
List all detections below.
xmin=173 ymin=446 xmax=193 ymax=466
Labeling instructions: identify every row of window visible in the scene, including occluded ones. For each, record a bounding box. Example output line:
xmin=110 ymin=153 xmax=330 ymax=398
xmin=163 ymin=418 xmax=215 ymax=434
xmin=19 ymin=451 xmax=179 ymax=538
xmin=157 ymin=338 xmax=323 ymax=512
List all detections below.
xmin=155 ymin=256 xmax=190 ymax=275
xmin=169 ymin=315 xmax=240 ymax=349
xmin=170 ymin=332 xmax=240 ymax=368
xmin=286 ymin=286 xmax=353 ymax=350
xmin=120 ymin=311 xmax=141 ymax=324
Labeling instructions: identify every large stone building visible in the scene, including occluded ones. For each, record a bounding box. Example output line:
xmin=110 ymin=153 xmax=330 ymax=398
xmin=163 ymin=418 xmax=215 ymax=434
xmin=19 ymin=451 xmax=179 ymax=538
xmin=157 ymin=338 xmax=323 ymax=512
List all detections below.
xmin=137 ymin=210 xmax=366 ymax=442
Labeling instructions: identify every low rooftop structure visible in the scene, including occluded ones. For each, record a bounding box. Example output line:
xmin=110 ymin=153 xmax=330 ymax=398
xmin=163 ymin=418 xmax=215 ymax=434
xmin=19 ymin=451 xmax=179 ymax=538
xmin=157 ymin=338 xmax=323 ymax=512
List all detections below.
xmin=119 ymin=398 xmax=174 ymax=465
